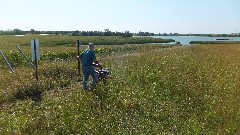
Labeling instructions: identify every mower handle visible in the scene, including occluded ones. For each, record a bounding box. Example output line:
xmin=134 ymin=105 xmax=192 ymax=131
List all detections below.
xmin=93 ymin=61 xmax=102 ymax=69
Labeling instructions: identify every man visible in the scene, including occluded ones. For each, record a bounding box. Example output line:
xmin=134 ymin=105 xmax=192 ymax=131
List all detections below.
xmin=78 ymin=43 xmax=101 ymax=91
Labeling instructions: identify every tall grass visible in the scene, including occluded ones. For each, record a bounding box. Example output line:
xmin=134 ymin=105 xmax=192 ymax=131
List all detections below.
xmin=1 ymin=44 xmax=240 ymax=134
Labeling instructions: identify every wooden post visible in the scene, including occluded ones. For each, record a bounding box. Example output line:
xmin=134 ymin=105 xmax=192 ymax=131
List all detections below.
xmin=77 ymin=40 xmax=81 ymax=75
xmin=34 ymin=39 xmax=39 ymax=81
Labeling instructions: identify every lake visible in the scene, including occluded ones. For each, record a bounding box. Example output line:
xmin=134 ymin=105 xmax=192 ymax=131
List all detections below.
xmin=152 ymin=36 xmax=240 ymax=45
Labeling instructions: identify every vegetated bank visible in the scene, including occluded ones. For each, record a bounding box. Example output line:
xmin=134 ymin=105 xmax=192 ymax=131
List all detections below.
xmin=0 ymin=35 xmax=174 ymax=53
xmin=1 ymin=43 xmax=240 ymax=134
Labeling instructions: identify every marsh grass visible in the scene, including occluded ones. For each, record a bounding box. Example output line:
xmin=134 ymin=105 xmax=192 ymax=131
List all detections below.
xmin=1 ymin=43 xmax=240 ymax=134
xmin=0 ymin=35 xmax=173 ymax=52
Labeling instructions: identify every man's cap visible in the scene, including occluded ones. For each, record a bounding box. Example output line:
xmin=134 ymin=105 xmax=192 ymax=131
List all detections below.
xmin=88 ymin=43 xmax=94 ymax=48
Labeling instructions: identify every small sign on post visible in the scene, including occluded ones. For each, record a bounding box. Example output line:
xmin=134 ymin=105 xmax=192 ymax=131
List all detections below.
xmin=31 ymin=39 xmax=40 ymax=60
xmin=31 ymin=39 xmax=40 ymax=81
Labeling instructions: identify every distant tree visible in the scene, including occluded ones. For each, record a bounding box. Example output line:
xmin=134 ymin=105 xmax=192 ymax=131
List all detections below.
xmin=13 ymin=28 xmax=22 ymax=35
xmin=72 ymin=31 xmax=77 ymax=36
xmin=122 ymin=31 xmax=132 ymax=37
xmin=31 ymin=29 xmax=35 ymax=34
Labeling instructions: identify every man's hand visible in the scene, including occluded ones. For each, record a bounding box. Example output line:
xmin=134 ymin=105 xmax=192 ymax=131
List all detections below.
xmin=93 ymin=61 xmax=102 ymax=68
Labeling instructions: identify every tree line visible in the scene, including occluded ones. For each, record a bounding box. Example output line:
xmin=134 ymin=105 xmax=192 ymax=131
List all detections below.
xmin=0 ymin=29 xmax=156 ymax=37
xmin=3 ymin=28 xmax=236 ymax=37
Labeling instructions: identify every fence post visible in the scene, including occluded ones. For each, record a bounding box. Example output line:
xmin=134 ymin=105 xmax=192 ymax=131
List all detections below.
xmin=16 ymin=45 xmax=35 ymax=69
xmin=77 ymin=40 xmax=81 ymax=76
xmin=0 ymin=50 xmax=14 ymax=73
xmin=34 ymin=39 xmax=39 ymax=81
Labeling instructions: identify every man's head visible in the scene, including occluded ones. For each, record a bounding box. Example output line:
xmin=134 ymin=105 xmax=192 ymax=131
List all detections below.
xmin=88 ymin=43 xmax=94 ymax=50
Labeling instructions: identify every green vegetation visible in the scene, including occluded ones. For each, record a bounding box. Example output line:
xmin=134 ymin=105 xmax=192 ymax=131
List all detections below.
xmin=0 ymin=35 xmax=174 ymax=53
xmin=0 ymin=35 xmax=240 ymax=134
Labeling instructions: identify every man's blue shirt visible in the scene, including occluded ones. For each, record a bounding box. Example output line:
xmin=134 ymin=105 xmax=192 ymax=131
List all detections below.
xmin=80 ymin=49 xmax=96 ymax=66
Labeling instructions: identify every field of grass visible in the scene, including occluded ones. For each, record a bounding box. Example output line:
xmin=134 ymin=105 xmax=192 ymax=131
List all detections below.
xmin=0 ymin=35 xmax=174 ymax=53
xmin=1 ymin=35 xmax=240 ymax=134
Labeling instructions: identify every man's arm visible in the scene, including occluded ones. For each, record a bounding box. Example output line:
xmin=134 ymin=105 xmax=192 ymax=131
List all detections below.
xmin=77 ymin=52 xmax=84 ymax=60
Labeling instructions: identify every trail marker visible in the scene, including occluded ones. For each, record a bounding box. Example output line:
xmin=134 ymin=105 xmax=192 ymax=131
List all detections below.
xmin=31 ymin=39 xmax=39 ymax=81
xmin=31 ymin=39 xmax=40 ymax=60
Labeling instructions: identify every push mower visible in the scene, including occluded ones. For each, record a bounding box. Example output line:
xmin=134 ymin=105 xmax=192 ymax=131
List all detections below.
xmin=93 ymin=61 xmax=111 ymax=84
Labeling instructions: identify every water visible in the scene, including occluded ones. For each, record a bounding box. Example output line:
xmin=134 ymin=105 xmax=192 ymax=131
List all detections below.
xmin=152 ymin=36 xmax=240 ymax=45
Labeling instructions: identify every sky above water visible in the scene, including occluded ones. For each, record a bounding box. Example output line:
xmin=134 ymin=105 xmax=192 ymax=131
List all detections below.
xmin=0 ymin=0 xmax=239 ymax=34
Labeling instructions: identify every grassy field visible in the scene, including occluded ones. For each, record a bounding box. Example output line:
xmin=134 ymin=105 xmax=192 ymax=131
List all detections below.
xmin=0 ymin=35 xmax=174 ymax=53
xmin=0 ymin=35 xmax=240 ymax=134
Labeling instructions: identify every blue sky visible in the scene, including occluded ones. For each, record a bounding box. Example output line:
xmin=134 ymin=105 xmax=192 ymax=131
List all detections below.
xmin=0 ymin=0 xmax=239 ymax=34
